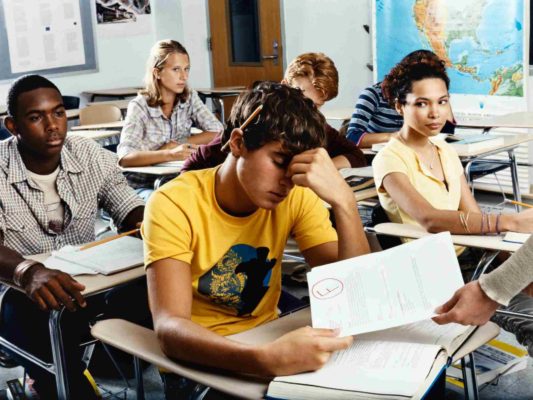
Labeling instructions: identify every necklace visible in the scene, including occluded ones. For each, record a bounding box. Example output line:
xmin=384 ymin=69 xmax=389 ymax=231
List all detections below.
xmin=398 ymin=135 xmax=438 ymax=170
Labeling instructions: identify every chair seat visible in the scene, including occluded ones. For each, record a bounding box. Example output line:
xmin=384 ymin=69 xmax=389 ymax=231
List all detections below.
xmin=466 ymin=161 xmax=509 ymax=180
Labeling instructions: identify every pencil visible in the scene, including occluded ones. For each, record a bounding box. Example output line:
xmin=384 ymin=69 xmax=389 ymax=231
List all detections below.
xmin=505 ymin=199 xmax=533 ymax=209
xmin=79 ymin=228 xmax=140 ymax=251
xmin=220 ymin=104 xmax=263 ymax=151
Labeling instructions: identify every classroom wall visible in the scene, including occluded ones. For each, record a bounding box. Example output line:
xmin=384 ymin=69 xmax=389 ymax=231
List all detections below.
xmin=281 ymin=0 xmax=373 ymax=113
xmin=0 ymin=0 xmax=214 ymax=106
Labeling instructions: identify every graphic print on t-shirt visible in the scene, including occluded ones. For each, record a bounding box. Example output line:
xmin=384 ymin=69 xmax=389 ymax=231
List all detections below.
xmin=198 ymin=244 xmax=276 ymax=316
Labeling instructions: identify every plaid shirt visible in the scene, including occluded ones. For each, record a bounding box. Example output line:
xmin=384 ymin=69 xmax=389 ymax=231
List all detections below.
xmin=117 ymin=91 xmax=223 ymax=189
xmin=0 ymin=136 xmax=144 ymax=256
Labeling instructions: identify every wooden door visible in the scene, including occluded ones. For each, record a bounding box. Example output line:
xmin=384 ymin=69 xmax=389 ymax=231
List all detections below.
xmin=208 ymin=0 xmax=284 ymax=115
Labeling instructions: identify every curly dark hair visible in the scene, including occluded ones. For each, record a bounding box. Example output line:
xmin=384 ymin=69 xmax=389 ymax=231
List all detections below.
xmin=381 ymin=60 xmax=449 ymax=109
xmin=221 ymin=81 xmax=327 ymax=156
xmin=381 ymin=51 xmax=449 ymax=108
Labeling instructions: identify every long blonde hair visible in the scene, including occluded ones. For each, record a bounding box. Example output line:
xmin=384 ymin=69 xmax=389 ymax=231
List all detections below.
xmin=140 ymin=39 xmax=190 ymax=107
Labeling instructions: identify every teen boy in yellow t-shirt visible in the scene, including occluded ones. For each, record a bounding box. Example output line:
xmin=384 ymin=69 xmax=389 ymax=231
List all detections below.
xmin=142 ymin=82 xmax=370 ymax=378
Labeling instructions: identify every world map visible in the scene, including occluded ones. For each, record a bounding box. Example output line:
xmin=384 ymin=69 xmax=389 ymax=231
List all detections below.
xmin=375 ymin=0 xmax=525 ymax=97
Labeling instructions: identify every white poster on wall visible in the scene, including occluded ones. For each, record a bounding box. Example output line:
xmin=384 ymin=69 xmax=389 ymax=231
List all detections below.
xmin=4 ymin=0 xmax=85 ymax=74
xmin=95 ymin=0 xmax=152 ymax=37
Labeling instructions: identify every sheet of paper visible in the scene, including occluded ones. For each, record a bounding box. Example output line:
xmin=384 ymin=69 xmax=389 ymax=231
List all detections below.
xmin=51 ymin=236 xmax=144 ymax=275
xmin=153 ymin=160 xmax=185 ymax=167
xmin=308 ymin=232 xmax=464 ymax=336
xmin=275 ymin=340 xmax=442 ymax=396
xmin=503 ymin=232 xmax=530 ymax=244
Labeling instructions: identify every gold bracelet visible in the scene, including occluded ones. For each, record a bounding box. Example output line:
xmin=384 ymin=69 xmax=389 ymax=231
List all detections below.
xmin=464 ymin=211 xmax=471 ymax=234
xmin=459 ymin=211 xmax=469 ymax=233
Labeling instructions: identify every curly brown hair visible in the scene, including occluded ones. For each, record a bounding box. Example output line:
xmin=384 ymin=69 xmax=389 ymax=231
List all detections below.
xmin=221 ymin=81 xmax=327 ymax=156
xmin=381 ymin=56 xmax=449 ymax=109
xmin=284 ymin=52 xmax=339 ymax=101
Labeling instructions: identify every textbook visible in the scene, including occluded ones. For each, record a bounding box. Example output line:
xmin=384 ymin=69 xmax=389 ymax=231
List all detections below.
xmin=267 ymin=234 xmax=480 ymax=399
xmin=44 ymin=236 xmax=144 ymax=275
xmin=447 ymin=134 xmax=504 ymax=152
xmin=447 ymin=339 xmax=528 ymax=386
xmin=503 ymin=231 xmax=530 ymax=244
xmin=344 ymin=176 xmax=375 ymax=192
xmin=267 ymin=321 xmax=475 ymax=399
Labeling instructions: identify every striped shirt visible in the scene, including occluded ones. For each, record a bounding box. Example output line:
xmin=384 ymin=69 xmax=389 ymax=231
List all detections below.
xmin=0 ymin=136 xmax=144 ymax=256
xmin=118 ymin=91 xmax=224 ymax=189
xmin=346 ymin=83 xmax=403 ymax=146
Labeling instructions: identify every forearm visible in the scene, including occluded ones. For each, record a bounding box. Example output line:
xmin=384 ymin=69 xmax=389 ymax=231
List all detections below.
xmin=331 ymin=155 xmax=351 ymax=169
xmin=0 ymin=245 xmax=31 ymax=282
xmin=119 ymin=150 xmax=174 ymax=167
xmin=157 ymin=316 xmax=270 ymax=375
xmin=359 ymin=132 xmax=394 ymax=148
xmin=417 ymin=209 xmax=513 ymax=235
xmin=187 ymin=131 xmax=218 ymax=145
xmin=330 ymin=195 xmax=370 ymax=258
xmin=479 ymin=235 xmax=533 ymax=306
xmin=117 ymin=206 xmax=144 ymax=233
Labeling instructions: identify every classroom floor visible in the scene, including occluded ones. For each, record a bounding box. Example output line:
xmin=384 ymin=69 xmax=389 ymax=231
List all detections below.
xmin=1 ymin=191 xmax=533 ymax=399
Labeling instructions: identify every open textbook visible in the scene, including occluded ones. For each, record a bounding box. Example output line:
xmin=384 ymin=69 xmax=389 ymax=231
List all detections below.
xmin=44 ymin=236 xmax=144 ymax=275
xmin=267 ymin=233 xmax=490 ymax=400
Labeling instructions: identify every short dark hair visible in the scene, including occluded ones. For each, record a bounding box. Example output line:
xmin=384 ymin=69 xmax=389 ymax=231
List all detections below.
xmin=7 ymin=74 xmax=61 ymax=118
xmin=222 ymin=81 xmax=327 ymax=156
xmin=381 ymin=59 xmax=450 ymax=108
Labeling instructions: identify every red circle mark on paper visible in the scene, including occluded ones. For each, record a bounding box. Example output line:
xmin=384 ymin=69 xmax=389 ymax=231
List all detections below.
xmin=311 ymin=278 xmax=344 ymax=300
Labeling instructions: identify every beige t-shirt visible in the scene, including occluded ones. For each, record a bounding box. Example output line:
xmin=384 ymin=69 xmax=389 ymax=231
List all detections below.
xmin=26 ymin=167 xmax=65 ymax=232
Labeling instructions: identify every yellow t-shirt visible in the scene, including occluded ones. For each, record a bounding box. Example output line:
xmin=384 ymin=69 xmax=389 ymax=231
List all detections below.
xmin=142 ymin=167 xmax=337 ymax=336
xmin=372 ymin=137 xmax=464 ymax=243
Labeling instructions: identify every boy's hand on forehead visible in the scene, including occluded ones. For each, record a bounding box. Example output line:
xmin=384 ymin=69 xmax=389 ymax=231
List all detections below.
xmin=287 ymin=148 xmax=353 ymax=207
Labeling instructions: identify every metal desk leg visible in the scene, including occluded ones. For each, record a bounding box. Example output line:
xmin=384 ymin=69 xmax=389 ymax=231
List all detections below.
xmin=461 ymin=353 xmax=479 ymax=400
xmin=470 ymin=250 xmax=499 ymax=282
xmin=49 ymin=308 xmax=70 ymax=399
xmin=134 ymin=356 xmax=145 ymax=400
xmin=216 ymin=97 xmax=225 ymax=123
xmin=508 ymin=149 xmax=521 ymax=209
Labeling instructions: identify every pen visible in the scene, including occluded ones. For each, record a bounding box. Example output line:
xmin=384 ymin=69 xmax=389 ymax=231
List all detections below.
xmin=505 ymin=199 xmax=533 ymax=209
xmin=79 ymin=228 xmax=140 ymax=251
xmin=220 ymin=104 xmax=263 ymax=151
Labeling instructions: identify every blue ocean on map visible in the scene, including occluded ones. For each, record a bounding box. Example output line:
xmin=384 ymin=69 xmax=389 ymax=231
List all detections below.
xmin=375 ymin=0 xmax=524 ymax=96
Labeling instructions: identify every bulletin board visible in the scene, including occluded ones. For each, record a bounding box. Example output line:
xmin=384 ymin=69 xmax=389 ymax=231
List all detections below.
xmin=0 ymin=0 xmax=96 ymax=81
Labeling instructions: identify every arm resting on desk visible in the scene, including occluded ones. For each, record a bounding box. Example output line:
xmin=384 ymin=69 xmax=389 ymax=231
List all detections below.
xmin=381 ymin=172 xmax=533 ymax=234
xmin=147 ymin=258 xmax=352 ymax=377
xmin=0 ymin=244 xmax=86 ymax=312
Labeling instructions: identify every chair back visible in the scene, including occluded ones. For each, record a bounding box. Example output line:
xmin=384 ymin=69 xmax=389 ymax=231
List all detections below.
xmin=62 ymin=95 xmax=80 ymax=110
xmin=79 ymin=105 xmax=122 ymax=126
xmin=367 ymin=204 xmax=402 ymax=250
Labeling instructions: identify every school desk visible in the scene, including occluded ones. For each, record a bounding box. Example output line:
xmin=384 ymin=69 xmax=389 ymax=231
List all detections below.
xmin=373 ymin=222 xmax=521 ymax=283
xmin=0 ymin=252 xmax=146 ymax=399
xmin=71 ymin=120 xmax=125 ymax=131
xmin=456 ymin=133 xmax=533 ymax=210
xmin=456 ymin=111 xmax=533 ymax=132
xmin=68 ymin=129 xmax=120 ymax=142
xmin=195 ymin=86 xmax=245 ymax=122
xmin=321 ymin=107 xmax=353 ymax=121
xmin=120 ymin=164 xmax=182 ymax=189
xmin=82 ymin=87 xmax=142 ymax=102
xmin=91 ymin=307 xmax=499 ymax=400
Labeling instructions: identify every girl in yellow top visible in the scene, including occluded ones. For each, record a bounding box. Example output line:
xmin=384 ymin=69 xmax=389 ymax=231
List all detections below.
xmin=372 ymin=57 xmax=533 ymax=355
xmin=373 ymin=58 xmax=533 ymax=236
